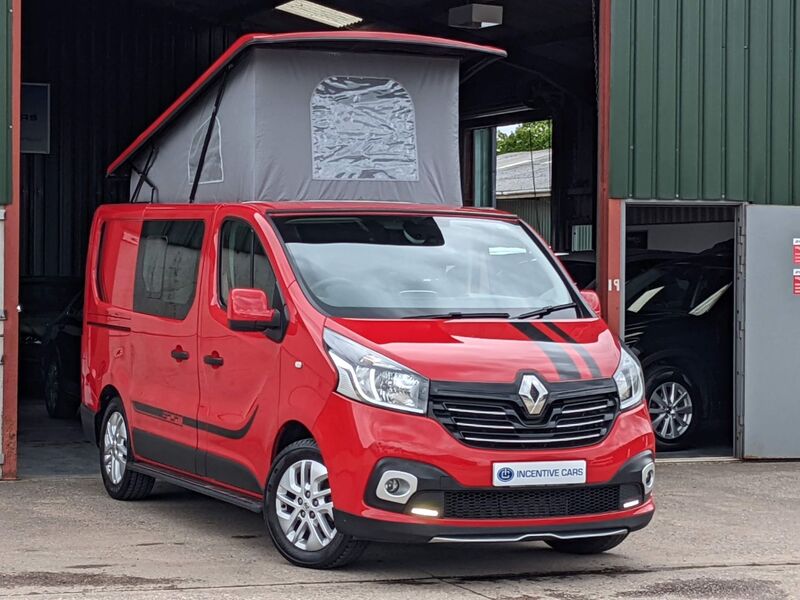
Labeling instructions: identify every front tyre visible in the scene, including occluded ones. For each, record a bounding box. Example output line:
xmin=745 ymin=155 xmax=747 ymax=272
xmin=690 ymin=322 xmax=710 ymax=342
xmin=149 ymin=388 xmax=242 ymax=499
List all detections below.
xmin=546 ymin=532 xmax=628 ymax=555
xmin=99 ymin=399 xmax=154 ymax=501
xmin=264 ymin=439 xmax=367 ymax=569
xmin=646 ymin=365 xmax=703 ymax=451
xmin=43 ymin=354 xmax=79 ymax=419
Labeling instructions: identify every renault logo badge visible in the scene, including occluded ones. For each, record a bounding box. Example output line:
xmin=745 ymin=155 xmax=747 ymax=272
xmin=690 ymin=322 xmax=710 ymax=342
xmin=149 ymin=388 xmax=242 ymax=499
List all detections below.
xmin=519 ymin=374 xmax=549 ymax=416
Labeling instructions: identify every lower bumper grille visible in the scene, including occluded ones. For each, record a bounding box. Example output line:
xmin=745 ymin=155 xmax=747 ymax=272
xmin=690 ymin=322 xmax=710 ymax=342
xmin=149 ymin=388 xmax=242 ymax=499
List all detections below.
xmin=443 ymin=485 xmax=622 ymax=520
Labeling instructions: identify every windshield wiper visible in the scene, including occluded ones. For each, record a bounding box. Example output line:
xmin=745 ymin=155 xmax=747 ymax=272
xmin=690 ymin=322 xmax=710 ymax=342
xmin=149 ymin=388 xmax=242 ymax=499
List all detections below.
xmin=405 ymin=311 xmax=511 ymax=320
xmin=515 ymin=302 xmax=577 ymax=320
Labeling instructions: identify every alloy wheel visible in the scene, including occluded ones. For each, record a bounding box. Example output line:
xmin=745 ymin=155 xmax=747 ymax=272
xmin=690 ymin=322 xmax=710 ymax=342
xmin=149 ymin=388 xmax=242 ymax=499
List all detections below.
xmin=103 ymin=412 xmax=128 ymax=485
xmin=275 ymin=459 xmax=336 ymax=552
xmin=649 ymin=381 xmax=693 ymax=440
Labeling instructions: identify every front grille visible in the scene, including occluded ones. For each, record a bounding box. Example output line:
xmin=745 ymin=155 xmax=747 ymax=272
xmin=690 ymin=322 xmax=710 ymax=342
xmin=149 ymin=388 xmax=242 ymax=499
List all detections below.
xmin=430 ymin=379 xmax=619 ymax=450
xmin=443 ymin=485 xmax=621 ymax=519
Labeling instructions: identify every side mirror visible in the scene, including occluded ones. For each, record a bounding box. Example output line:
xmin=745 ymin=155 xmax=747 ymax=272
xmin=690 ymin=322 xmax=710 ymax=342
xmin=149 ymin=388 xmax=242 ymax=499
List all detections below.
xmin=227 ymin=288 xmax=279 ymax=332
xmin=580 ymin=289 xmax=602 ymax=317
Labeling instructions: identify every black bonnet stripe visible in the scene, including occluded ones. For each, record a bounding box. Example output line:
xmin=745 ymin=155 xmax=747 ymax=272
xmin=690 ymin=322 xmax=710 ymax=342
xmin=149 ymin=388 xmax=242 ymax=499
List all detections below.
xmin=540 ymin=322 xmax=603 ymax=379
xmin=511 ymin=322 xmax=581 ymax=380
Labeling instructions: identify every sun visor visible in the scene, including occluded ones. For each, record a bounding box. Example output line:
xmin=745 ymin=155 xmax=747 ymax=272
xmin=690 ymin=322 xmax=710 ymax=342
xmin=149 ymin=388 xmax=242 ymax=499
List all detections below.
xmin=125 ymin=43 xmax=475 ymax=205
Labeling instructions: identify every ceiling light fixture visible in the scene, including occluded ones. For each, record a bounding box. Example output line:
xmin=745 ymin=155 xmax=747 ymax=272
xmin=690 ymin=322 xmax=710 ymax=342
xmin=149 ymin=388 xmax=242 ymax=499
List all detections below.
xmin=448 ymin=3 xmax=503 ymax=29
xmin=275 ymin=1 xmax=362 ymax=28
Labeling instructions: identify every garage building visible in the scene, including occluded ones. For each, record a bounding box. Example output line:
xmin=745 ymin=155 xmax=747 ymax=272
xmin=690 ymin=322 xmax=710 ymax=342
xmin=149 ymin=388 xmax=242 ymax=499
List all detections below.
xmin=2 ymin=0 xmax=800 ymax=479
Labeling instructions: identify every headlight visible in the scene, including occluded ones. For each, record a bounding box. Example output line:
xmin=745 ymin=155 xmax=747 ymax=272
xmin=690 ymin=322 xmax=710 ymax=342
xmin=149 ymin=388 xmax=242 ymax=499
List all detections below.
xmin=613 ymin=347 xmax=644 ymax=411
xmin=323 ymin=329 xmax=429 ymax=414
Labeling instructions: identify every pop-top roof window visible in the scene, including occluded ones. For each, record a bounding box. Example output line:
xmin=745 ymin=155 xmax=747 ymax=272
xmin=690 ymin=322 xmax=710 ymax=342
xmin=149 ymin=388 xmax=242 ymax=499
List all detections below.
xmin=188 ymin=117 xmax=224 ymax=185
xmin=310 ymin=76 xmax=418 ymax=181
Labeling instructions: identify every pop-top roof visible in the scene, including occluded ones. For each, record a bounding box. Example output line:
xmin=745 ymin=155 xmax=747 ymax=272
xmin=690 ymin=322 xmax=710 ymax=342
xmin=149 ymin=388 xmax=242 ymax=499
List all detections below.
xmin=107 ymin=31 xmax=506 ymax=177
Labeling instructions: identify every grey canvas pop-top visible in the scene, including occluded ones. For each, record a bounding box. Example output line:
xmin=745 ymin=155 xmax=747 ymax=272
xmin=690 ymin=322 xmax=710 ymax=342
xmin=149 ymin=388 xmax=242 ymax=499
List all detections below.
xmin=110 ymin=33 xmax=506 ymax=206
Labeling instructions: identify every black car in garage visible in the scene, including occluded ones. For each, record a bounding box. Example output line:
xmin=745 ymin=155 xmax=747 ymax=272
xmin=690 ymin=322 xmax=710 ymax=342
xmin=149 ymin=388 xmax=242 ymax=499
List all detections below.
xmin=20 ymin=285 xmax=83 ymax=419
xmin=624 ymin=243 xmax=734 ymax=450
xmin=559 ymin=249 xmax=692 ymax=290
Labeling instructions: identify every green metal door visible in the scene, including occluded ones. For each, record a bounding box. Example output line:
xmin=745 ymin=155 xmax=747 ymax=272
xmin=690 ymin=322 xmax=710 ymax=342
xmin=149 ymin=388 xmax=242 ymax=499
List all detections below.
xmin=610 ymin=0 xmax=800 ymax=205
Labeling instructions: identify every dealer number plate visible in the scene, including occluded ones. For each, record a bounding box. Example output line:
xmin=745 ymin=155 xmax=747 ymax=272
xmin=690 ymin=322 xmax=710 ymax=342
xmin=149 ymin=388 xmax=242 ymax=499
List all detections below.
xmin=492 ymin=460 xmax=587 ymax=487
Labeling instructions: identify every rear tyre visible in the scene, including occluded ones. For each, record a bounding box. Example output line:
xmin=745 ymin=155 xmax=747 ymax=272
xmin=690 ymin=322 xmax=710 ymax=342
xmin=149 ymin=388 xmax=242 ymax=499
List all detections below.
xmin=546 ymin=532 xmax=628 ymax=555
xmin=264 ymin=439 xmax=368 ymax=569
xmin=99 ymin=399 xmax=154 ymax=501
xmin=646 ymin=364 xmax=704 ymax=451
xmin=43 ymin=354 xmax=79 ymax=419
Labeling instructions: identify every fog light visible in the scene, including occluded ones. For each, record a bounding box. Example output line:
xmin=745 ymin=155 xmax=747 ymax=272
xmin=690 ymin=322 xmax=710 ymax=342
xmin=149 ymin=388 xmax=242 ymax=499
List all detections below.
xmin=410 ymin=507 xmax=439 ymax=518
xmin=642 ymin=462 xmax=655 ymax=495
xmin=385 ymin=478 xmax=404 ymax=495
xmin=375 ymin=470 xmax=418 ymax=504
xmin=623 ymin=499 xmax=641 ymax=509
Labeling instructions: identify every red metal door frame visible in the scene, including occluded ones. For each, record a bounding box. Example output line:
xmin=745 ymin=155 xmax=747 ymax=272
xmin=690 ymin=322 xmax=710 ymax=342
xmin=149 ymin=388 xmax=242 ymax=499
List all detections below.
xmin=2 ymin=0 xmax=21 ymax=480
xmin=597 ymin=0 xmax=623 ymax=336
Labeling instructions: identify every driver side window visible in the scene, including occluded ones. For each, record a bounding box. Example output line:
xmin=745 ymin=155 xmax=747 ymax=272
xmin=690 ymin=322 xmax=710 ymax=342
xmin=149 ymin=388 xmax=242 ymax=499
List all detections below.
xmin=219 ymin=219 xmax=278 ymax=307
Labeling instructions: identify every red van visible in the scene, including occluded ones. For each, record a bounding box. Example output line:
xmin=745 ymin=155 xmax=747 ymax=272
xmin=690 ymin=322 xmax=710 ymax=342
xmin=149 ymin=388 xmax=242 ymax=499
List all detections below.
xmin=81 ymin=201 xmax=655 ymax=568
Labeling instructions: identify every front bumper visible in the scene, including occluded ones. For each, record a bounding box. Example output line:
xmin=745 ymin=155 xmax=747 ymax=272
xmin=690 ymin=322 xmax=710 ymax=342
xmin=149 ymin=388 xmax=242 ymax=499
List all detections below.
xmin=335 ymin=503 xmax=654 ymax=544
xmin=336 ymin=450 xmax=655 ymax=543
xmin=314 ymin=394 xmax=656 ymax=537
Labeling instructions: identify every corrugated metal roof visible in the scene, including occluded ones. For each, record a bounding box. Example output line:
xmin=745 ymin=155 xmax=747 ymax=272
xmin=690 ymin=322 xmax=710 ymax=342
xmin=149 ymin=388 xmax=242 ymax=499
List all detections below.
xmin=495 ymin=149 xmax=551 ymax=197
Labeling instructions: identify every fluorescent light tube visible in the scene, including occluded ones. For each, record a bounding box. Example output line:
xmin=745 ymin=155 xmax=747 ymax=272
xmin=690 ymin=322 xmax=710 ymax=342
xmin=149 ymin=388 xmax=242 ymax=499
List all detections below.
xmin=276 ymin=1 xmax=362 ymax=28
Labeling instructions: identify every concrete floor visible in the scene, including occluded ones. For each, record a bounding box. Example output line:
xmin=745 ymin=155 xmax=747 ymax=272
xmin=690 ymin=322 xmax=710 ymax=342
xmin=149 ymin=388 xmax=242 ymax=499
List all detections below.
xmin=1 ymin=461 xmax=799 ymax=599
xmin=16 ymin=399 xmax=96 ymax=478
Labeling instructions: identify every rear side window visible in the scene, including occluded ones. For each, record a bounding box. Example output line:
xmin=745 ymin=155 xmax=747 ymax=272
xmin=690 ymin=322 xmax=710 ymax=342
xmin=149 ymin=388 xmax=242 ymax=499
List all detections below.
xmin=97 ymin=219 xmax=140 ymax=309
xmin=133 ymin=220 xmax=205 ymax=320
xmin=219 ymin=219 xmax=278 ymax=307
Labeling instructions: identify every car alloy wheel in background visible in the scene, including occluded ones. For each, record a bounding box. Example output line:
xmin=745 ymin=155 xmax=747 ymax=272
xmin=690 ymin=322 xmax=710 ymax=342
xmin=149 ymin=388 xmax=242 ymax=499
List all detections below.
xmin=644 ymin=364 xmax=704 ymax=451
xmin=649 ymin=381 xmax=693 ymax=442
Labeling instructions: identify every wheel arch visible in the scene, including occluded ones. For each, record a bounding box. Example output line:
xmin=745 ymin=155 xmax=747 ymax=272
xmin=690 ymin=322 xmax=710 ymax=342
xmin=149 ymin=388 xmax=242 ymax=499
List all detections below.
xmin=94 ymin=384 xmax=123 ymax=444
xmin=272 ymin=420 xmax=315 ymax=462
xmin=639 ymin=349 xmax=715 ymax=395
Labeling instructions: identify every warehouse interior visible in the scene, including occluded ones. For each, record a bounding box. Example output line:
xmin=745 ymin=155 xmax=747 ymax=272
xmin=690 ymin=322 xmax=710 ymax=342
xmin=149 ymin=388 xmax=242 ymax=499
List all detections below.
xmin=13 ymin=0 xmax=733 ymax=475
xmin=15 ymin=0 xmax=601 ymax=476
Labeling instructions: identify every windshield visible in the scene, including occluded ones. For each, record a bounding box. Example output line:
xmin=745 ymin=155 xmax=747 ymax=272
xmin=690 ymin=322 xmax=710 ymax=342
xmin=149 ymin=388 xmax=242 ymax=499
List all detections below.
xmin=626 ymin=264 xmax=700 ymax=314
xmin=626 ymin=262 xmax=732 ymax=316
xmin=273 ymin=214 xmax=577 ymax=319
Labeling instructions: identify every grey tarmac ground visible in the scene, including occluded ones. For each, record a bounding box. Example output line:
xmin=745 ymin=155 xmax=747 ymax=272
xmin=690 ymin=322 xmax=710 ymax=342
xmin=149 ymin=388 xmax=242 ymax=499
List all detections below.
xmin=1 ymin=460 xmax=799 ymax=600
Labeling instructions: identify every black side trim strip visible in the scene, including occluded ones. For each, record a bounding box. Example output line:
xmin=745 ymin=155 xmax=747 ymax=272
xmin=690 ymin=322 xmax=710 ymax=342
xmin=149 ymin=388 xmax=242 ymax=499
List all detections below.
xmin=511 ymin=322 xmax=581 ymax=380
xmin=86 ymin=320 xmax=132 ymax=332
xmin=128 ymin=463 xmax=262 ymax=513
xmin=131 ymin=428 xmax=263 ymax=495
xmin=133 ymin=429 xmax=199 ymax=474
xmin=132 ymin=401 xmax=257 ymax=440
xmin=541 ymin=322 xmax=603 ymax=379
xmin=132 ymin=401 xmax=166 ymax=419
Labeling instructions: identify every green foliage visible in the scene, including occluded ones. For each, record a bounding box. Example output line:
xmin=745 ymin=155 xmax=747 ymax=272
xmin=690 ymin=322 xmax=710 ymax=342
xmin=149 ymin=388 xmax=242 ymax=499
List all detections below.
xmin=496 ymin=121 xmax=552 ymax=155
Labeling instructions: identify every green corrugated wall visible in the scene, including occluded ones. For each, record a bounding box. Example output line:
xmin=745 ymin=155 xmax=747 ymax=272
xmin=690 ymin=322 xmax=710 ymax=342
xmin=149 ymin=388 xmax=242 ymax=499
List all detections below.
xmin=1 ymin=0 xmax=10 ymax=205
xmin=610 ymin=0 xmax=800 ymax=204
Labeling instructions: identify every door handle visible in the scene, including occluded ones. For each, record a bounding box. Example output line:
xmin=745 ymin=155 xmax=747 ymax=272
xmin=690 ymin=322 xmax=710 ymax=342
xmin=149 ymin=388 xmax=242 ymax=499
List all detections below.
xmin=171 ymin=348 xmax=190 ymax=361
xmin=203 ymin=354 xmax=224 ymax=367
